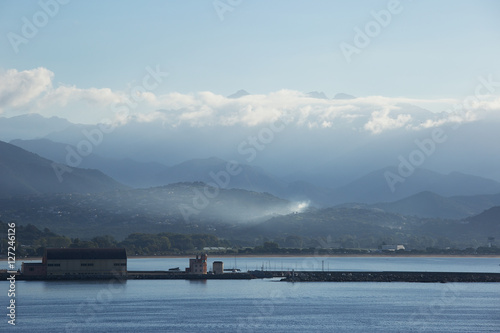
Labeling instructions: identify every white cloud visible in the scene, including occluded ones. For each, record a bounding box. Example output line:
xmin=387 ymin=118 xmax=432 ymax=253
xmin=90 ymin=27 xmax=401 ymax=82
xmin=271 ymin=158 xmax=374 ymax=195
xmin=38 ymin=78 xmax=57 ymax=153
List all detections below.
xmin=37 ymin=85 xmax=123 ymax=109
xmin=0 ymin=68 xmax=53 ymax=111
xmin=364 ymin=108 xmax=412 ymax=134
xmin=467 ymin=96 xmax=500 ymax=115
xmin=1 ymin=67 xmax=499 ymax=133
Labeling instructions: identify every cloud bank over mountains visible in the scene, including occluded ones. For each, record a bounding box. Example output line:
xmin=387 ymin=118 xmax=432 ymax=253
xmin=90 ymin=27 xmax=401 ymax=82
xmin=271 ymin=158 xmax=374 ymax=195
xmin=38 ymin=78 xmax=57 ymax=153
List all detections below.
xmin=2 ymin=67 xmax=500 ymax=185
xmin=2 ymin=67 xmax=500 ymax=134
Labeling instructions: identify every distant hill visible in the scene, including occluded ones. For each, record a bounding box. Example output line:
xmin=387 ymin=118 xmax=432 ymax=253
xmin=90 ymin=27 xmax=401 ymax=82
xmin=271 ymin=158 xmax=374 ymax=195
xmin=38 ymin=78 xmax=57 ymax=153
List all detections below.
xmin=0 ymin=140 xmax=126 ymax=197
xmin=11 ymin=138 xmax=169 ymax=188
xmin=245 ymin=205 xmax=500 ymax=249
xmin=0 ymin=114 xmax=72 ymax=141
xmin=369 ymin=191 xmax=500 ymax=219
xmin=330 ymin=167 xmax=500 ymax=205
xmin=465 ymin=206 xmax=500 ymax=236
xmin=155 ymin=156 xmax=290 ymax=195
xmin=155 ymin=157 xmax=340 ymax=206
xmin=239 ymin=206 xmax=430 ymax=248
xmin=248 ymin=206 xmax=411 ymax=239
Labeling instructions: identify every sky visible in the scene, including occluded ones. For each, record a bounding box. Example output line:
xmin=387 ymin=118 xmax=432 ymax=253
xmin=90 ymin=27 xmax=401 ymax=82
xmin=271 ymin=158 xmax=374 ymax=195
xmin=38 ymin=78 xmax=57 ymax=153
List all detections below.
xmin=0 ymin=0 xmax=500 ymax=124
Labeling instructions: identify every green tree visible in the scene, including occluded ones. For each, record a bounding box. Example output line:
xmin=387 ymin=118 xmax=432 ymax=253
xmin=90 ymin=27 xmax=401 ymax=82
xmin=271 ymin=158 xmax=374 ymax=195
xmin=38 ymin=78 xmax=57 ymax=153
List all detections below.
xmin=91 ymin=235 xmax=117 ymax=248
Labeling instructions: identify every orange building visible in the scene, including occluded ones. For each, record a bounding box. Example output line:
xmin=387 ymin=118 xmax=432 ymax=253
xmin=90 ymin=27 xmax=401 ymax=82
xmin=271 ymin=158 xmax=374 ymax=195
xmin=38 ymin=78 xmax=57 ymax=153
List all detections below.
xmin=187 ymin=254 xmax=207 ymax=274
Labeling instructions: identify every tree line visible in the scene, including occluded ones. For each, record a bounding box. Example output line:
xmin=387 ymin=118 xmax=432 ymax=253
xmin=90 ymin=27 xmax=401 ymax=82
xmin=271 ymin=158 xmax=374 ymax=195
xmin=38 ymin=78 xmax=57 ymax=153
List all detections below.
xmin=0 ymin=221 xmax=230 ymax=257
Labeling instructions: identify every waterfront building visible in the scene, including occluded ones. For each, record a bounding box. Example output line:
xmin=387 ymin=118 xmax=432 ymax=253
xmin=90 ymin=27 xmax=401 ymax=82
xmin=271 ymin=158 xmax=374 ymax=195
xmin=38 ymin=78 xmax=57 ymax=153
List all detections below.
xmin=44 ymin=248 xmax=127 ymax=276
xmin=213 ymin=261 xmax=224 ymax=274
xmin=187 ymin=254 xmax=207 ymax=274
xmin=381 ymin=244 xmax=406 ymax=251
xmin=21 ymin=248 xmax=127 ymax=277
xmin=21 ymin=262 xmax=46 ymax=276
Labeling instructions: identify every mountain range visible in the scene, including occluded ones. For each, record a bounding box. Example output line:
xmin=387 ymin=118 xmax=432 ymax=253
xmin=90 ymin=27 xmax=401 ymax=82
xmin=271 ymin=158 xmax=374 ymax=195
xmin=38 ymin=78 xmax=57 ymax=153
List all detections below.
xmin=8 ymin=138 xmax=500 ymax=214
xmin=367 ymin=191 xmax=500 ymax=219
xmin=4 ymin=109 xmax=499 ymax=185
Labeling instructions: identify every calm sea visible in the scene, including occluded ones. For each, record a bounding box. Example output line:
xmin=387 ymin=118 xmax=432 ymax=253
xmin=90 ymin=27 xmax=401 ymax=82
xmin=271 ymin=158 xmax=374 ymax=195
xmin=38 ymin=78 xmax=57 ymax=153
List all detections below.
xmin=2 ymin=257 xmax=500 ymax=332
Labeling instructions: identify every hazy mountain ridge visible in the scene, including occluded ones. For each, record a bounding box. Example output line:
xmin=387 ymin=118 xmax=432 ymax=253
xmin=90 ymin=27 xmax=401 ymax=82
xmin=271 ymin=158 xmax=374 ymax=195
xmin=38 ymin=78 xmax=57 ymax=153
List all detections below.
xmin=7 ymin=112 xmax=498 ymax=183
xmin=9 ymin=138 xmax=500 ymax=209
xmin=0 ymin=140 xmax=126 ymax=197
xmin=10 ymin=139 xmax=333 ymax=202
xmin=332 ymin=167 xmax=500 ymax=205
xmin=366 ymin=191 xmax=500 ymax=219
xmin=10 ymin=138 xmax=170 ymax=188
xmin=0 ymin=114 xmax=72 ymax=141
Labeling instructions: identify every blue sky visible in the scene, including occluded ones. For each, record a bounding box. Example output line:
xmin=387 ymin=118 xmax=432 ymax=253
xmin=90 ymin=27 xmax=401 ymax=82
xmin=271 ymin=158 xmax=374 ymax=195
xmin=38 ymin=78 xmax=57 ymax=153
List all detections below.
xmin=1 ymin=0 xmax=500 ymax=123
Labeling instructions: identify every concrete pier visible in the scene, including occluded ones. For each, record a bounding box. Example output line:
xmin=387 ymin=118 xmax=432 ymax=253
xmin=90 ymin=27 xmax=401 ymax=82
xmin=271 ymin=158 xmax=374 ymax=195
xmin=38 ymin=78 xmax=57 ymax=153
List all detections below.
xmin=3 ymin=270 xmax=500 ymax=282
xmin=279 ymin=271 xmax=500 ymax=283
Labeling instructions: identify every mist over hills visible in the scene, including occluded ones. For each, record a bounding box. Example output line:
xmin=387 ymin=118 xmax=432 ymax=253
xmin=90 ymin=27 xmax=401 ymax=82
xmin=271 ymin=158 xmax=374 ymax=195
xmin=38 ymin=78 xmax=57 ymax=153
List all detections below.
xmin=245 ymin=207 xmax=414 ymax=242
xmin=0 ymin=182 xmax=302 ymax=239
xmin=9 ymin=137 xmax=500 ymax=209
xmin=0 ymin=175 xmax=496 ymax=248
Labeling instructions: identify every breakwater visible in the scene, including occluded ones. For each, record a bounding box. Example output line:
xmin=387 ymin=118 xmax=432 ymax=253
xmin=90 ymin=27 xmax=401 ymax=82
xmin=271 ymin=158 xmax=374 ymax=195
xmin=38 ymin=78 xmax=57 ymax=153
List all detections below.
xmin=280 ymin=271 xmax=500 ymax=283
xmin=4 ymin=270 xmax=500 ymax=282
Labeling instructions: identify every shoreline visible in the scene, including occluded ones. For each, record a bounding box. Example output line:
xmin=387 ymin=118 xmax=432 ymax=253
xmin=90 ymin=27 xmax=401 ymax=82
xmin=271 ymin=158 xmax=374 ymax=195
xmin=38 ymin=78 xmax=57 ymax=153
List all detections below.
xmin=3 ymin=254 xmax=499 ymax=261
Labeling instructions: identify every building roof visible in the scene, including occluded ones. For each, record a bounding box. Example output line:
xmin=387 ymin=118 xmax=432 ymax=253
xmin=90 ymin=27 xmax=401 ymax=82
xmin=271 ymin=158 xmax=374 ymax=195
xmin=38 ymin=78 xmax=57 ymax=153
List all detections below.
xmin=45 ymin=248 xmax=127 ymax=260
